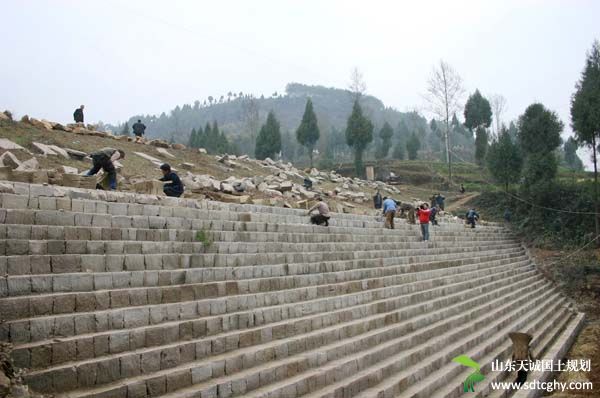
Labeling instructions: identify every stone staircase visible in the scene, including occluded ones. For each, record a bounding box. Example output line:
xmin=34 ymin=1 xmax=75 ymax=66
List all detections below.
xmin=0 ymin=182 xmax=584 ymax=398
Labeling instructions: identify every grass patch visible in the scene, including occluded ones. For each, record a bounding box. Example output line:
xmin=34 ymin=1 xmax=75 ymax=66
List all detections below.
xmin=195 ymin=230 xmax=213 ymax=248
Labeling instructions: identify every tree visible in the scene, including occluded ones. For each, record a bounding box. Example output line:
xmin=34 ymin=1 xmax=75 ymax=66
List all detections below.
xmin=345 ymin=99 xmax=374 ymax=176
xmin=376 ymin=122 xmax=394 ymax=159
xmin=295 ymin=98 xmax=320 ymax=167
xmin=563 ymin=137 xmax=584 ymax=171
xmin=121 ymin=122 xmax=130 ymax=136
xmin=188 ymin=128 xmax=197 ymax=148
xmin=406 ymin=132 xmax=421 ymax=160
xmin=489 ymin=94 xmax=507 ymax=137
xmin=487 ymin=129 xmax=522 ymax=191
xmin=392 ymin=141 xmax=405 ymax=160
xmin=518 ymin=103 xmax=563 ymax=204
xmin=571 ymin=39 xmax=600 ymax=242
xmin=255 ymin=111 xmax=282 ymax=160
xmin=424 ymin=60 xmax=465 ymax=183
xmin=464 ymin=89 xmax=492 ymax=132
xmin=475 ymin=126 xmax=488 ymax=166
xmin=348 ymin=67 xmax=367 ymax=99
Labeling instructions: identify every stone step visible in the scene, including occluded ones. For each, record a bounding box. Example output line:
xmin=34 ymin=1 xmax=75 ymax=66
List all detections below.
xmin=12 ymin=256 xmax=534 ymax=372
xmin=0 ymin=223 xmax=510 ymax=244
xmin=400 ymin=300 xmax=575 ymax=398
xmin=510 ymin=313 xmax=585 ymax=398
xmin=0 ymin=191 xmax=505 ymax=232
xmin=0 ymin=208 xmax=507 ymax=245
xmin=3 ymin=252 xmax=527 ymax=322
xmin=5 ymin=256 xmax=532 ymax=347
xmin=1 ymin=182 xmax=505 ymax=228
xmin=2 ymin=241 xmax=522 ymax=276
xmin=0 ymin=238 xmax=517 ymax=258
xmin=3 ymin=247 xmax=525 ymax=297
xmin=306 ymin=290 xmax=564 ymax=398
xmin=37 ymin=263 xmax=542 ymax=396
xmin=117 ymin=271 xmax=555 ymax=398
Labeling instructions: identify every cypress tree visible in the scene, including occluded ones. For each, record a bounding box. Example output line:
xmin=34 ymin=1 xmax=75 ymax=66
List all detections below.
xmin=255 ymin=111 xmax=282 ymax=160
xmin=295 ymin=98 xmax=320 ymax=167
xmin=345 ymin=99 xmax=374 ymax=176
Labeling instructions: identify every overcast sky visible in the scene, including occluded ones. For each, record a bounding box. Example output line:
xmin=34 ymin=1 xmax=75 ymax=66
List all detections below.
xmin=1 ymin=0 xmax=599 ymax=162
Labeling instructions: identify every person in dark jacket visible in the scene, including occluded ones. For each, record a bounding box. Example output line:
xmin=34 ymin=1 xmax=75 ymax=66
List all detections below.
xmin=86 ymin=147 xmax=124 ymax=190
xmin=466 ymin=208 xmax=480 ymax=228
xmin=159 ymin=163 xmax=184 ymax=197
xmin=429 ymin=205 xmax=439 ymax=226
xmin=373 ymin=189 xmax=383 ymax=210
xmin=73 ymin=105 xmax=85 ymax=123
xmin=132 ymin=120 xmax=146 ymax=140
xmin=435 ymin=193 xmax=446 ymax=210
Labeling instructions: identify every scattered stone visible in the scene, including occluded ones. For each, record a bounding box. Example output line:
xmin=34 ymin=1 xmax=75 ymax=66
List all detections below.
xmin=147 ymin=139 xmax=170 ymax=148
xmin=172 ymin=143 xmax=186 ymax=150
xmin=181 ymin=162 xmax=195 ymax=170
xmin=134 ymin=151 xmax=164 ymax=166
xmin=0 ymin=151 xmax=22 ymax=169
xmin=156 ymin=147 xmax=175 ymax=158
xmin=64 ymin=148 xmax=88 ymax=160
xmin=0 ymin=138 xmax=26 ymax=151
xmin=16 ymin=157 xmax=39 ymax=171
xmin=59 ymin=165 xmax=79 ymax=174
xmin=133 ymin=180 xmax=165 ymax=195
xmin=47 ymin=145 xmax=70 ymax=158
xmin=220 ymin=182 xmax=235 ymax=194
xmin=29 ymin=118 xmax=53 ymax=130
xmin=32 ymin=142 xmax=59 ymax=156
xmin=2 ymin=110 xmax=12 ymax=120
xmin=198 ymin=148 xmax=207 ymax=154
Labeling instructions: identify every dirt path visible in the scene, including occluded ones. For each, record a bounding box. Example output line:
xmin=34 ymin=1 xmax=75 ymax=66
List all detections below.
xmin=446 ymin=192 xmax=479 ymax=212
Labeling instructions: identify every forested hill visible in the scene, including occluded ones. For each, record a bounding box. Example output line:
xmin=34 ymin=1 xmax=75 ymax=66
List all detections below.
xmin=113 ymin=83 xmax=419 ymax=152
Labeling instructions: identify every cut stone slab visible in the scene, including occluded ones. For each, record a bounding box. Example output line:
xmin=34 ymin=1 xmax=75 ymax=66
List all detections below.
xmin=132 ymin=180 xmax=165 ymax=195
xmin=32 ymin=142 xmax=59 ymax=156
xmin=59 ymin=166 xmax=79 ymax=174
xmin=0 ymin=138 xmax=26 ymax=151
xmin=64 ymin=148 xmax=88 ymax=160
xmin=181 ymin=162 xmax=195 ymax=170
xmin=15 ymin=157 xmax=39 ymax=171
xmin=0 ymin=151 xmax=22 ymax=169
xmin=156 ymin=148 xmax=175 ymax=159
xmin=47 ymin=145 xmax=70 ymax=159
xmin=134 ymin=152 xmax=163 ymax=166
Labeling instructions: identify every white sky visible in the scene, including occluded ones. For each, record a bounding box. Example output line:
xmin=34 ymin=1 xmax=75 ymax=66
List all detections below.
xmin=1 ymin=0 xmax=599 ymax=164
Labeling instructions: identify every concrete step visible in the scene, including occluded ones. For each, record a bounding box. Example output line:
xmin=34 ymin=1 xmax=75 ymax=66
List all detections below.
xmin=0 ymin=182 xmax=505 ymax=228
xmin=35 ymin=263 xmax=541 ymax=396
xmin=309 ymin=289 xmax=564 ymax=398
xmin=3 ymin=247 xmax=525 ymax=297
xmin=0 ymin=223 xmax=511 ymax=244
xmin=120 ymin=270 xmax=554 ymax=398
xmin=0 ymin=191 xmax=506 ymax=232
xmin=5 ymin=257 xmax=532 ymax=347
xmin=0 ymin=208 xmax=509 ymax=246
xmin=1 ymin=241 xmax=522 ymax=276
xmin=0 ymin=238 xmax=518 ymax=258
xmin=401 ymin=300 xmax=576 ymax=398
xmin=12 ymin=257 xmax=534 ymax=372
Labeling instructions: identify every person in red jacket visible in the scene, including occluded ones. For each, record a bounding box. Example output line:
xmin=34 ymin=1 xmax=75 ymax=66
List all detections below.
xmin=416 ymin=203 xmax=432 ymax=241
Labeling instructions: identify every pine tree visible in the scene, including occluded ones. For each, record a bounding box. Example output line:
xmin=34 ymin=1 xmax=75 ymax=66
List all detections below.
xmin=487 ymin=129 xmax=522 ymax=191
xmin=563 ymin=137 xmax=584 ymax=171
xmin=518 ymin=103 xmax=563 ymax=206
xmin=255 ymin=111 xmax=282 ymax=160
xmin=464 ymin=89 xmax=492 ymax=131
xmin=392 ymin=141 xmax=405 ymax=160
xmin=194 ymin=126 xmax=204 ymax=149
xmin=121 ymin=122 xmax=130 ymax=136
xmin=295 ymin=98 xmax=320 ymax=167
xmin=376 ymin=122 xmax=393 ymax=159
xmin=571 ymin=40 xmax=600 ymax=241
xmin=188 ymin=128 xmax=197 ymax=148
xmin=345 ymin=99 xmax=374 ymax=176
xmin=475 ymin=126 xmax=488 ymax=165
xmin=406 ymin=133 xmax=420 ymax=160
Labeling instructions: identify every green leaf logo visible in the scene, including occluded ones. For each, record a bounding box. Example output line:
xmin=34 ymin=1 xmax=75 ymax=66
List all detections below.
xmin=452 ymin=355 xmax=485 ymax=392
